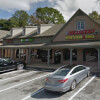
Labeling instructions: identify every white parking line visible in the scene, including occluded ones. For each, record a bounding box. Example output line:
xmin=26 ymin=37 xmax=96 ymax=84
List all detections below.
xmin=68 ymin=76 xmax=96 ymax=100
xmin=0 ymin=71 xmax=38 ymax=82
xmin=21 ymin=88 xmax=45 ymax=100
xmin=0 ymin=73 xmax=50 ymax=93
xmin=0 ymin=70 xmax=24 ymax=76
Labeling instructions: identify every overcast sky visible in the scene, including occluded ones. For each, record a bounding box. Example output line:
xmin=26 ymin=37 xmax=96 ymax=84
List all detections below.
xmin=0 ymin=0 xmax=100 ymax=21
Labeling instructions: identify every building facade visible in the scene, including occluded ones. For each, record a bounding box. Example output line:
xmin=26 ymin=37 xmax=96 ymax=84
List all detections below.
xmin=0 ymin=9 xmax=100 ymax=69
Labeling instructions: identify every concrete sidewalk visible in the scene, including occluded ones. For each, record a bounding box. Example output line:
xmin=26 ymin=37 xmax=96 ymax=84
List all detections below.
xmin=26 ymin=63 xmax=100 ymax=76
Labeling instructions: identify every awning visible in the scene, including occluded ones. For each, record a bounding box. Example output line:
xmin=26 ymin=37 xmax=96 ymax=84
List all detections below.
xmin=46 ymin=41 xmax=100 ymax=48
xmin=0 ymin=43 xmax=46 ymax=49
xmin=0 ymin=41 xmax=100 ymax=49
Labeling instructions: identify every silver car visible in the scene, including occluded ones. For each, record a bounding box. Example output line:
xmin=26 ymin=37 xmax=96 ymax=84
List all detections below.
xmin=44 ymin=65 xmax=90 ymax=92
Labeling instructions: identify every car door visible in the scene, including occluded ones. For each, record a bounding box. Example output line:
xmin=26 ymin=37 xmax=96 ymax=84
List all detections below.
xmin=0 ymin=60 xmax=8 ymax=72
xmin=7 ymin=59 xmax=16 ymax=70
xmin=70 ymin=67 xmax=83 ymax=83
xmin=78 ymin=66 xmax=87 ymax=79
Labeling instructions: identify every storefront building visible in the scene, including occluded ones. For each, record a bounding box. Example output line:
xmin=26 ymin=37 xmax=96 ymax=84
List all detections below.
xmin=0 ymin=9 xmax=100 ymax=69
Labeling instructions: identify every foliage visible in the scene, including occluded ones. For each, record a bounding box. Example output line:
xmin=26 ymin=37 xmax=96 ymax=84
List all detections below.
xmin=12 ymin=10 xmax=29 ymax=27
xmin=0 ymin=10 xmax=29 ymax=30
xmin=28 ymin=15 xmax=44 ymax=25
xmin=0 ymin=8 xmax=65 ymax=30
xmin=89 ymin=11 xmax=100 ymax=20
xmin=36 ymin=7 xmax=66 ymax=24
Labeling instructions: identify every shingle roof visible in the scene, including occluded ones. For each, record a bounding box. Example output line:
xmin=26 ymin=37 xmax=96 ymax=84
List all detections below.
xmin=0 ymin=30 xmax=10 ymax=41
xmin=33 ymin=24 xmax=64 ymax=37
xmin=18 ymin=30 xmax=37 ymax=38
xmin=95 ymin=19 xmax=100 ymax=24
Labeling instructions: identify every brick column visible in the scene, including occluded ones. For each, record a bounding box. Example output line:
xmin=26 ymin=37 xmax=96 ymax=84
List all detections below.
xmin=47 ymin=49 xmax=50 ymax=65
xmin=98 ymin=48 xmax=100 ymax=69
xmin=77 ymin=49 xmax=83 ymax=65
xmin=70 ymin=49 xmax=73 ymax=65
xmin=11 ymin=49 xmax=15 ymax=59
xmin=52 ymin=49 xmax=55 ymax=64
xmin=25 ymin=49 xmax=29 ymax=64
xmin=5 ymin=49 xmax=8 ymax=57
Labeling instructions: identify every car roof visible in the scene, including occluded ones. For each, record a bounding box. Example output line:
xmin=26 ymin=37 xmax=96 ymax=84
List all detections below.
xmin=59 ymin=64 xmax=77 ymax=69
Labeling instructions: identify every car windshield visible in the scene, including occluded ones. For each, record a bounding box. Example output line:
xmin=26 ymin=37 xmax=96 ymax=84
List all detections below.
xmin=2 ymin=58 xmax=12 ymax=63
xmin=53 ymin=68 xmax=71 ymax=76
xmin=0 ymin=58 xmax=2 ymax=63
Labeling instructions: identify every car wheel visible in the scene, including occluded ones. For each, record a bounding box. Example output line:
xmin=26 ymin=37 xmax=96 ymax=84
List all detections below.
xmin=17 ymin=64 xmax=24 ymax=70
xmin=70 ymin=80 xmax=76 ymax=90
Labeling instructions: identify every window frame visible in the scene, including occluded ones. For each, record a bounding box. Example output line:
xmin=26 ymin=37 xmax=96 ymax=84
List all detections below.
xmin=77 ymin=20 xmax=85 ymax=31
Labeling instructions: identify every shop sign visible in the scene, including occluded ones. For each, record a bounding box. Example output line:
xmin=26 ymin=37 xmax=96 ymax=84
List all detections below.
xmin=21 ymin=38 xmax=33 ymax=42
xmin=67 ymin=29 xmax=95 ymax=35
xmin=65 ymin=29 xmax=97 ymax=40
xmin=65 ymin=35 xmax=94 ymax=40
xmin=6 ymin=40 xmax=13 ymax=43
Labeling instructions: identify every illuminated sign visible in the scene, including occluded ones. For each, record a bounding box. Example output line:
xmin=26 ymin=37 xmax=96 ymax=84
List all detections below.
xmin=65 ymin=35 xmax=94 ymax=40
xmin=21 ymin=38 xmax=33 ymax=42
xmin=67 ymin=29 xmax=95 ymax=35
xmin=65 ymin=29 xmax=97 ymax=40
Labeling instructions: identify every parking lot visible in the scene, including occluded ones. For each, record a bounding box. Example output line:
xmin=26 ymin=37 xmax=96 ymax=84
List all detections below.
xmin=0 ymin=69 xmax=100 ymax=100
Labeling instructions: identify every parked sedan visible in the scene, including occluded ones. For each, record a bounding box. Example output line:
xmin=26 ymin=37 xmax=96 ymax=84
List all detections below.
xmin=44 ymin=65 xmax=90 ymax=92
xmin=0 ymin=58 xmax=26 ymax=73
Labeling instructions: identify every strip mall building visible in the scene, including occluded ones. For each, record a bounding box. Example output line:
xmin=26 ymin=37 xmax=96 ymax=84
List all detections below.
xmin=0 ymin=9 xmax=100 ymax=69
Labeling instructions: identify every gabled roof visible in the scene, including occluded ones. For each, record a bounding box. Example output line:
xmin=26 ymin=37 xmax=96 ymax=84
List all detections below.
xmin=0 ymin=30 xmax=10 ymax=41
xmin=52 ymin=9 xmax=100 ymax=41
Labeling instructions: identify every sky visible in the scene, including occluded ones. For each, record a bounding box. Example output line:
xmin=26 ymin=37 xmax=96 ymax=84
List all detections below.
xmin=0 ymin=0 xmax=100 ymax=21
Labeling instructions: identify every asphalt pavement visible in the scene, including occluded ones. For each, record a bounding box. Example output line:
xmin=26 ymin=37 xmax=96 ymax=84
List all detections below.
xmin=0 ymin=69 xmax=100 ymax=100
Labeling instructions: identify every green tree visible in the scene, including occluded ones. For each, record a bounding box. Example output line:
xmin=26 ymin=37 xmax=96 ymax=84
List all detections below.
xmin=35 ymin=7 xmax=66 ymax=24
xmin=0 ymin=19 xmax=7 ymax=29
xmin=29 ymin=15 xmax=45 ymax=25
xmin=2 ymin=17 xmax=19 ymax=30
xmin=12 ymin=10 xmax=29 ymax=27
xmin=89 ymin=11 xmax=100 ymax=20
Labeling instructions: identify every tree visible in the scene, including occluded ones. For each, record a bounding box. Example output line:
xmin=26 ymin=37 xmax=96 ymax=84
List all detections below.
xmin=89 ymin=11 xmax=100 ymax=20
xmin=35 ymin=7 xmax=66 ymax=24
xmin=28 ymin=15 xmax=45 ymax=25
xmin=12 ymin=10 xmax=29 ymax=27
xmin=2 ymin=17 xmax=19 ymax=30
xmin=0 ymin=19 xmax=7 ymax=29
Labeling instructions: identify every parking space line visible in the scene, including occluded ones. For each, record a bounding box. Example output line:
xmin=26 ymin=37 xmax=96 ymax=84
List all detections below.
xmin=0 ymin=73 xmax=50 ymax=93
xmin=68 ymin=76 xmax=96 ymax=100
xmin=0 ymin=70 xmax=24 ymax=76
xmin=21 ymin=88 xmax=45 ymax=100
xmin=0 ymin=71 xmax=38 ymax=82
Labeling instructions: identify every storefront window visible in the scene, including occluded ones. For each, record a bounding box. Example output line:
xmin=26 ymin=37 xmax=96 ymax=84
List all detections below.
xmin=83 ymin=48 xmax=97 ymax=62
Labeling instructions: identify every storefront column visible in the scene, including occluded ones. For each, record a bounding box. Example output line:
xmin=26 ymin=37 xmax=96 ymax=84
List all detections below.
xmin=77 ymin=49 xmax=83 ymax=64
xmin=5 ymin=49 xmax=8 ymax=57
xmin=98 ymin=48 xmax=100 ymax=69
xmin=47 ymin=49 xmax=50 ymax=65
xmin=2 ymin=48 xmax=4 ymax=57
xmin=52 ymin=49 xmax=54 ymax=64
xmin=11 ymin=49 xmax=15 ymax=59
xmin=70 ymin=49 xmax=73 ymax=65
xmin=28 ymin=48 xmax=31 ymax=64
xmin=61 ymin=49 xmax=63 ymax=64
xmin=25 ymin=49 xmax=28 ymax=64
